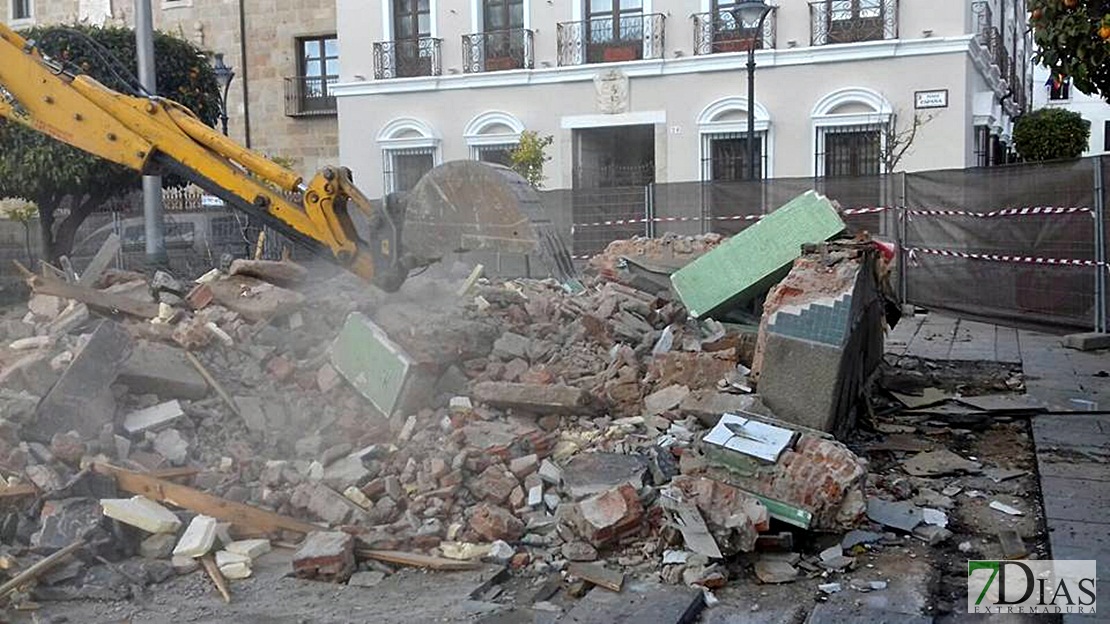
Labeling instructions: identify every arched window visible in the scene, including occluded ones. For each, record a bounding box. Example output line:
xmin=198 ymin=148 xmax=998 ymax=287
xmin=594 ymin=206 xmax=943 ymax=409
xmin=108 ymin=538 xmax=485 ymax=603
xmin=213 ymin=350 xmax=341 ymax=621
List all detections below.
xmin=463 ymin=111 xmax=524 ymax=166
xmin=697 ymin=96 xmax=772 ymax=181
xmin=377 ymin=117 xmax=441 ymax=193
xmin=811 ymin=87 xmax=892 ymax=177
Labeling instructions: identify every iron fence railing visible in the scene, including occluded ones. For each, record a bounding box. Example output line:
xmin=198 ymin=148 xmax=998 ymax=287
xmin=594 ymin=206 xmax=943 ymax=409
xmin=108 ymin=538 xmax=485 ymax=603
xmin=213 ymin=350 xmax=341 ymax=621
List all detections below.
xmin=692 ymin=8 xmax=776 ymax=55
xmin=463 ymin=28 xmax=535 ymax=73
xmin=373 ymin=37 xmax=443 ymax=79
xmin=283 ymin=75 xmax=337 ymax=116
xmin=809 ymin=0 xmax=898 ymax=46
xmin=556 ymin=13 xmax=665 ymax=66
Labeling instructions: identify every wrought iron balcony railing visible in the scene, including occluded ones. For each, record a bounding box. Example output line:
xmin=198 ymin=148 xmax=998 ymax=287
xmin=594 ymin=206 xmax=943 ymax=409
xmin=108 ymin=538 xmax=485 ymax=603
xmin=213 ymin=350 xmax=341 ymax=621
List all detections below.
xmin=692 ymin=8 xmax=776 ymax=55
xmin=809 ymin=0 xmax=898 ymax=46
xmin=283 ymin=75 xmax=337 ymax=117
xmin=463 ymin=28 xmax=534 ymax=73
xmin=373 ymin=37 xmax=442 ymax=79
xmin=556 ymin=13 xmax=665 ymax=67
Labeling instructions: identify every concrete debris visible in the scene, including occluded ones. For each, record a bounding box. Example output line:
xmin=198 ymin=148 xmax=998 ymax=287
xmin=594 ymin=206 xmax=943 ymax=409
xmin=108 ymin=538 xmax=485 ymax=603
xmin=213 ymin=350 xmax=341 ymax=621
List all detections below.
xmin=668 ymin=476 xmax=768 ymax=555
xmin=866 ymin=498 xmax=924 ymax=533
xmin=173 ymin=515 xmax=218 ymax=558
xmin=568 ymin=484 xmax=645 ymax=547
xmin=118 ymin=341 xmax=208 ymax=400
xmin=293 ymin=531 xmax=355 ymax=583
xmin=562 ymin=453 xmax=647 ymax=500
xmin=1062 ymin=332 xmax=1110 ymax=351
xmin=228 ymin=259 xmax=308 ymax=286
xmin=754 ymin=559 xmax=798 ymax=584
xmin=122 ymin=400 xmax=185 ymax=436
xmin=901 ymin=449 xmax=983 ymax=477
xmin=472 ymin=381 xmax=597 ymax=415
xmin=100 ymin=496 xmax=182 ymax=534
xmin=989 ymin=500 xmax=1024 ymax=516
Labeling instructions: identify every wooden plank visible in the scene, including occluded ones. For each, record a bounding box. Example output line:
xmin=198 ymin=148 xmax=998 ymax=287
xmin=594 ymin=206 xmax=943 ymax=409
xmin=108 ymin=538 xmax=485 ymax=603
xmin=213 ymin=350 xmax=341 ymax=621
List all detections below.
xmin=91 ymin=463 xmax=321 ymax=536
xmin=185 ymin=352 xmax=241 ymax=418
xmin=27 ymin=273 xmax=159 ymax=319
xmin=356 ymin=550 xmax=480 ymax=571
xmin=199 ymin=554 xmax=231 ymax=603
xmin=0 ymin=539 xmax=84 ymax=600
xmin=567 ymin=562 xmax=624 ymax=593
xmin=77 ymin=232 xmax=120 ymax=287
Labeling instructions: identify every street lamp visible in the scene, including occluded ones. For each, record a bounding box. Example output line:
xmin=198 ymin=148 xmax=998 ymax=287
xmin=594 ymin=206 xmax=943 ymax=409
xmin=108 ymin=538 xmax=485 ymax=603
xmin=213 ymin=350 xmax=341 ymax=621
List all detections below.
xmin=731 ymin=1 xmax=773 ymax=181
xmin=211 ymin=52 xmax=234 ymax=135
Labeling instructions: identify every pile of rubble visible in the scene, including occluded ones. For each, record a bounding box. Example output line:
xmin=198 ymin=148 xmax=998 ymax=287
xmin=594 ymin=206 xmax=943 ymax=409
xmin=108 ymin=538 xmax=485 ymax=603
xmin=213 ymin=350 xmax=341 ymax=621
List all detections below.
xmin=0 ymin=191 xmax=1042 ymax=620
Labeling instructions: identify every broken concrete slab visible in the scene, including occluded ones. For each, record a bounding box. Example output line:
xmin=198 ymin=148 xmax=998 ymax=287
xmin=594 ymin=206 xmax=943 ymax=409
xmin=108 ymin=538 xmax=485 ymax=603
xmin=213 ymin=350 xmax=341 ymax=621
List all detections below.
xmin=900 ymin=449 xmax=982 ymax=477
xmin=173 ymin=514 xmax=218 ymax=558
xmin=754 ymin=559 xmax=798 ymax=584
xmin=568 ymin=561 xmax=624 ymax=592
xmin=293 ymin=531 xmax=355 ymax=583
xmin=643 ymin=385 xmax=690 ymax=415
xmin=117 ymin=341 xmax=208 ymax=400
xmin=100 ymin=496 xmax=182 ymax=534
xmin=206 ymin=274 xmax=305 ymax=322
xmin=562 ymin=453 xmax=647 ymax=500
xmin=671 ymin=190 xmax=846 ymax=319
xmin=472 ymin=381 xmax=597 ymax=416
xmin=668 ymin=476 xmax=769 ymax=555
xmin=153 ymin=428 xmax=189 ymax=466
xmin=228 ymin=259 xmax=308 ymax=286
xmin=841 ymin=530 xmax=883 ymax=550
xmin=330 ymin=312 xmax=430 ymax=417
xmin=678 ymin=391 xmax=765 ymax=427
xmin=560 ymin=580 xmax=704 ymax=624
xmin=866 ymin=498 xmax=923 ymax=533
xmin=1062 ymin=332 xmax=1110 ymax=351
xmin=122 ymin=400 xmax=185 ymax=436
xmin=30 ymin=321 xmax=131 ymax=441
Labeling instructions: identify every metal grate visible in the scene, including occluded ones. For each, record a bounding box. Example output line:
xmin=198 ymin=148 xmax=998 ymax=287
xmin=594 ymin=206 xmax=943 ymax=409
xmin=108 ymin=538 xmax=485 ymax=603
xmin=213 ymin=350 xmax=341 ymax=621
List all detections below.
xmin=462 ymin=28 xmax=534 ymax=73
xmin=373 ymin=37 xmax=443 ymax=79
xmin=809 ymin=0 xmax=897 ymax=46
xmin=692 ymin=8 xmax=776 ymax=55
xmin=382 ymin=147 xmax=435 ymax=194
xmin=556 ymin=13 xmax=666 ymax=67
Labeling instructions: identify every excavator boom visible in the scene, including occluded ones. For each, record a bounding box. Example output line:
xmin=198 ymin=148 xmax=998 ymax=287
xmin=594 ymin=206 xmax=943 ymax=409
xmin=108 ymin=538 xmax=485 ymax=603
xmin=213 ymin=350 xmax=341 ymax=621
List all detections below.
xmin=0 ymin=23 xmax=570 ymax=291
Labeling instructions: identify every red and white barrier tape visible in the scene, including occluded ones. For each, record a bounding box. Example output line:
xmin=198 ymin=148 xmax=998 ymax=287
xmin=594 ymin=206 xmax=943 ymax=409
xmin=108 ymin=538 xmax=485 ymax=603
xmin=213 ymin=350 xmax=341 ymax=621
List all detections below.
xmin=906 ymin=246 xmax=1101 ymax=268
xmin=906 ymin=206 xmax=1092 ymax=218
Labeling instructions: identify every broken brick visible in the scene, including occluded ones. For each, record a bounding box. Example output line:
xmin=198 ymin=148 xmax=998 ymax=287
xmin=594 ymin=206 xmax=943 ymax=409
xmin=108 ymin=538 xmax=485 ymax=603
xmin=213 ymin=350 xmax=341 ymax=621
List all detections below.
xmin=293 ymin=531 xmax=355 ymax=583
xmin=469 ymin=504 xmax=524 ymax=542
xmin=472 ymin=381 xmax=597 ymax=415
xmin=570 ymin=484 xmax=645 ymax=547
xmin=669 ymin=475 xmax=769 ymax=555
xmin=469 ymin=465 xmax=519 ymax=505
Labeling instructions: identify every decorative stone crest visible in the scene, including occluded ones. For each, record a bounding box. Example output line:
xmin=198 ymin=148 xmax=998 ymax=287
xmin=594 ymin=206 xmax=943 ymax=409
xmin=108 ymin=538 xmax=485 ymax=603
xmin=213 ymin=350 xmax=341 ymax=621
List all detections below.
xmin=594 ymin=69 xmax=629 ymax=114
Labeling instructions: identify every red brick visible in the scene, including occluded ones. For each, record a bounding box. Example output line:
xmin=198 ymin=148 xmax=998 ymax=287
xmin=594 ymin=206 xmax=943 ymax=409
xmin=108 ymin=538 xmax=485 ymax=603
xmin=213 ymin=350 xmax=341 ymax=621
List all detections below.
xmin=572 ymin=484 xmax=645 ymax=547
xmin=469 ymin=503 xmax=524 ymax=542
xmin=292 ymin=531 xmax=355 ymax=583
xmin=267 ymin=356 xmax=295 ymax=382
xmin=468 ymin=466 xmax=519 ymax=505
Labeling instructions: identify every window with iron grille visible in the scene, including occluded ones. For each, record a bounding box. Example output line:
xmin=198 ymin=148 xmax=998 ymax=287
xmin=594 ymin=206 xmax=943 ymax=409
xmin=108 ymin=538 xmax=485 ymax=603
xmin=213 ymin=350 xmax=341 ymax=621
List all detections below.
xmin=973 ymin=125 xmax=991 ymax=168
xmin=473 ymin=144 xmax=516 ymax=167
xmin=702 ymin=132 xmax=765 ymax=181
xmin=820 ymin=126 xmax=882 ymax=177
xmin=587 ymin=0 xmax=644 ymax=44
xmin=711 ymin=0 xmax=765 ymax=51
xmin=394 ymin=0 xmax=431 ymax=39
xmin=11 ymin=0 xmax=31 ymax=20
xmin=383 ymin=147 xmax=436 ymax=194
xmin=295 ymin=35 xmax=338 ymax=114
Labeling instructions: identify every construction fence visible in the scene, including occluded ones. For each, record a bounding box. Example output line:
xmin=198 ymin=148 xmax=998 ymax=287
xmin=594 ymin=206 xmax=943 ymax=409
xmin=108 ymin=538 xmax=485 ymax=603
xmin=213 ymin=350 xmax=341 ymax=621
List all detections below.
xmin=543 ymin=156 xmax=1109 ymax=333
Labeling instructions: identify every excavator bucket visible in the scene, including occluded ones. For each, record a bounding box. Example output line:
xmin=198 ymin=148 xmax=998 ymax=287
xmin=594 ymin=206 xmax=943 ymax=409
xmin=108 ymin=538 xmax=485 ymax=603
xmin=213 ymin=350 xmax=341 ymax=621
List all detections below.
xmin=401 ymin=161 xmax=577 ymax=283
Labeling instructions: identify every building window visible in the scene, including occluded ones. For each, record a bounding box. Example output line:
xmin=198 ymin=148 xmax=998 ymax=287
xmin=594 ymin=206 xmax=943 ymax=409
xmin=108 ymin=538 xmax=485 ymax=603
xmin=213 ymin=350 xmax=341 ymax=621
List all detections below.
xmin=290 ymin=35 xmax=338 ymax=115
xmin=384 ymin=147 xmax=436 ymax=193
xmin=394 ymin=0 xmax=431 ymax=40
xmin=822 ymin=126 xmax=882 ymax=177
xmin=484 ymin=0 xmax=524 ymax=32
xmin=587 ymin=0 xmax=644 ymax=59
xmin=704 ymin=133 xmax=765 ymax=181
xmin=813 ymin=0 xmax=892 ymax=45
xmin=473 ymin=144 xmax=516 ymax=166
xmin=1103 ymin=120 xmax=1110 ymax=153
xmin=11 ymin=0 xmax=31 ymax=20
xmin=1048 ymin=75 xmax=1071 ymax=101
xmin=973 ymin=125 xmax=991 ymax=168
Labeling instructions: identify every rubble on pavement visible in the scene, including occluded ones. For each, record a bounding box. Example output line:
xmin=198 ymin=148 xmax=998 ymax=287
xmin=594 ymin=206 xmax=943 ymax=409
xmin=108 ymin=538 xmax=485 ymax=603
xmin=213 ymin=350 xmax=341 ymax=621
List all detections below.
xmin=0 ymin=194 xmax=1048 ymax=621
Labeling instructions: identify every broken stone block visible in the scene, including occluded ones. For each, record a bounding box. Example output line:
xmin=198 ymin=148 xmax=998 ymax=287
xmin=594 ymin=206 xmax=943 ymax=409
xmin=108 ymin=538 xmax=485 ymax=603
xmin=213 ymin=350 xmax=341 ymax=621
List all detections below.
xmin=215 ymin=549 xmax=251 ymax=568
xmin=562 ymin=541 xmax=599 ymax=562
xmin=30 ymin=321 xmax=131 ymax=441
xmin=570 ymin=484 xmax=645 ymax=547
xmin=538 ymin=459 xmax=562 ymax=485
xmin=296 ymin=483 xmax=369 ymax=526
xmin=33 ymin=498 xmax=104 ymax=552
xmin=751 ymin=243 xmax=886 ymax=437
xmin=28 ymin=294 xmax=65 ymax=319
xmin=1062 ymin=332 xmax=1110 ymax=351
xmin=140 ymin=533 xmax=177 ymax=559
xmin=469 ymin=466 xmax=519 ymax=505
xmin=493 ymin=332 xmax=531 ymax=360
xmin=122 ymin=400 xmax=185 ymax=436
xmin=678 ymin=391 xmax=766 ymax=427
xmin=100 ymin=496 xmax=181 ymax=534
xmin=228 ymin=259 xmax=308 ymax=286
xmin=668 ymin=475 xmax=769 ymax=555
xmin=562 ymin=453 xmax=647 ymax=500
xmin=173 ymin=515 xmax=218 ymax=558
xmin=293 ymin=531 xmax=355 ymax=583
xmin=171 ymin=555 xmax=199 ymax=575
xmin=117 ymin=342 xmax=208 ymax=400
xmin=225 ymin=539 xmax=271 ymax=560
xmin=330 ymin=312 xmax=432 ymax=417
xmin=672 ymin=190 xmax=846 ymax=318
xmin=528 ymin=484 xmax=543 ymax=508
xmin=754 ymin=559 xmax=799 ymax=584
xmin=697 ymin=432 xmax=867 ymax=531
xmin=866 ymin=498 xmax=924 ymax=533
xmin=153 ymin=428 xmax=189 ymax=466
xmin=901 ymin=449 xmax=982 ymax=477
xmin=220 ymin=561 xmax=252 ymax=580
xmin=322 ymin=456 xmax=370 ymax=490
xmin=509 ymin=454 xmax=539 ymax=480
xmin=469 ymin=503 xmax=525 ymax=542
xmin=472 ymin=381 xmax=597 ymax=415
xmin=643 ymin=385 xmax=690 ymax=415
xmin=206 ymin=274 xmax=305 ymax=322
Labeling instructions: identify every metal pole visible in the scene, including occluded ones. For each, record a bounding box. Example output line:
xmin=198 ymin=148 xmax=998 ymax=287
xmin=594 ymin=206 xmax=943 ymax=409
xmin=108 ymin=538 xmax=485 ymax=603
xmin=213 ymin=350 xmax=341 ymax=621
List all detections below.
xmin=1094 ymin=156 xmax=1106 ymax=332
xmin=746 ymin=48 xmax=756 ymax=182
xmin=135 ymin=0 xmax=167 ymax=266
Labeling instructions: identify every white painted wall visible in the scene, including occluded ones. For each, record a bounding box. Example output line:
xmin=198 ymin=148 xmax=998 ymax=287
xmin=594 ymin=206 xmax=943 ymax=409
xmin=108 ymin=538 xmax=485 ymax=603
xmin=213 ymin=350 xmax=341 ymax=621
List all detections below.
xmin=1032 ymin=64 xmax=1110 ymax=156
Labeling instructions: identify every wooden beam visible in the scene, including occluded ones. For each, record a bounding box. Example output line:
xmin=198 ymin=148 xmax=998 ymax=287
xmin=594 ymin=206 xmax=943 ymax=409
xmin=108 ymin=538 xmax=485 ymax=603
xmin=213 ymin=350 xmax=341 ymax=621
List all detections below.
xmin=27 ymin=274 xmax=159 ymax=319
xmin=199 ymin=554 xmax=231 ymax=603
xmin=357 ymin=550 xmax=480 ymax=571
xmin=91 ymin=463 xmax=321 ymax=536
xmin=0 ymin=539 xmax=84 ymax=601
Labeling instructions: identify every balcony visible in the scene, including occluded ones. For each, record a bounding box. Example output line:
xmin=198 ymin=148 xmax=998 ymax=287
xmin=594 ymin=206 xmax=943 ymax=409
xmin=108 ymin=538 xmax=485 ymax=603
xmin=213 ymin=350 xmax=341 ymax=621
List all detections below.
xmin=556 ymin=13 xmax=665 ymax=67
xmin=372 ymin=37 xmax=442 ymax=79
xmin=463 ymin=28 xmax=534 ymax=73
xmin=283 ymin=76 xmax=337 ymax=117
xmin=984 ymin=26 xmax=1009 ymax=79
xmin=809 ymin=0 xmax=897 ymax=46
xmin=692 ymin=8 xmax=776 ymax=55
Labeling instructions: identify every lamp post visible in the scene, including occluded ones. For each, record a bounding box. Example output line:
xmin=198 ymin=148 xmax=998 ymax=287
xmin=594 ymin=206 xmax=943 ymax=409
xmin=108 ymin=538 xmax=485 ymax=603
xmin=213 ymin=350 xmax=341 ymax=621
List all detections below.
xmin=731 ymin=1 xmax=773 ymax=181
xmin=212 ymin=53 xmax=235 ymax=136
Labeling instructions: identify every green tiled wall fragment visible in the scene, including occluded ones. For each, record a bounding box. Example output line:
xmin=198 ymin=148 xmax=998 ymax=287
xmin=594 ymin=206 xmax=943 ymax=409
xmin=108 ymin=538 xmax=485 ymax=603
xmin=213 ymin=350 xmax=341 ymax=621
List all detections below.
xmin=670 ymin=191 xmax=846 ymax=319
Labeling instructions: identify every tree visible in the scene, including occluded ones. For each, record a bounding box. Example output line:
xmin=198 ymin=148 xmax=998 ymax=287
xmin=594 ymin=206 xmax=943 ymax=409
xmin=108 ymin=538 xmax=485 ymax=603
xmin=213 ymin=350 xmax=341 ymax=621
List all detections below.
xmin=881 ymin=111 xmax=934 ymax=173
xmin=1013 ymin=107 xmax=1091 ymax=161
xmin=509 ymin=130 xmax=554 ymax=188
xmin=0 ymin=25 xmax=221 ymax=261
xmin=1030 ymin=0 xmax=1110 ymax=101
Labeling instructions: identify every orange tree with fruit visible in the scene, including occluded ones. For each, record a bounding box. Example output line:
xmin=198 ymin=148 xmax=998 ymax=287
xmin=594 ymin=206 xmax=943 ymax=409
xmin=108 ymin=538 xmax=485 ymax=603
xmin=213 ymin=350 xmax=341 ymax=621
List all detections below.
xmin=1031 ymin=0 xmax=1110 ymax=100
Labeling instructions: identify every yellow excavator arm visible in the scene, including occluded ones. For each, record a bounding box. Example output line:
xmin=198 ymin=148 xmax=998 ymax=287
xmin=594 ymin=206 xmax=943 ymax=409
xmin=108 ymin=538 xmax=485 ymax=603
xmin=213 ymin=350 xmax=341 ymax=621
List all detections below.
xmin=0 ymin=23 xmax=415 ymax=290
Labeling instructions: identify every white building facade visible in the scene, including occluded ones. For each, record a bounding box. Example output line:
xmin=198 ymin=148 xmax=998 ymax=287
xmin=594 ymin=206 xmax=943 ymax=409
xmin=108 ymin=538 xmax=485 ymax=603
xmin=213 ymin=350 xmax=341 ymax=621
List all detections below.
xmin=333 ymin=0 xmax=1032 ymax=197
xmin=1032 ymin=64 xmax=1110 ymax=157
